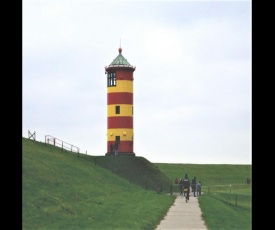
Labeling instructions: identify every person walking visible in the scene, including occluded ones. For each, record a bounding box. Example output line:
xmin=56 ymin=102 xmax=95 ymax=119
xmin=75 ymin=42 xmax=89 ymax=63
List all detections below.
xmin=197 ymin=181 xmax=202 ymax=197
xmin=183 ymin=174 xmax=190 ymax=202
xmin=192 ymin=176 xmax=197 ymax=197
xmin=179 ymin=178 xmax=184 ymax=196
xmin=114 ymin=141 xmax=119 ymax=156
xmin=110 ymin=143 xmax=113 ymax=155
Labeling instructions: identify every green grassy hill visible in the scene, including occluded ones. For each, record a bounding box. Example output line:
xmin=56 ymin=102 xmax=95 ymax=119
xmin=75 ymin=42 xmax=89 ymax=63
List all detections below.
xmin=155 ymin=163 xmax=252 ymax=186
xmin=92 ymin=156 xmax=172 ymax=191
xmin=23 ymin=137 xmax=252 ymax=229
xmin=22 ymin=137 xmax=175 ymax=230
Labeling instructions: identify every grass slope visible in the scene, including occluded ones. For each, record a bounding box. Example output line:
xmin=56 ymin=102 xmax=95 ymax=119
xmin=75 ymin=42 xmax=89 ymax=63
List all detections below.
xmin=92 ymin=156 xmax=172 ymax=192
xmin=199 ymin=194 xmax=252 ymax=230
xmin=22 ymin=138 xmax=175 ymax=230
xmin=155 ymin=163 xmax=252 ymax=186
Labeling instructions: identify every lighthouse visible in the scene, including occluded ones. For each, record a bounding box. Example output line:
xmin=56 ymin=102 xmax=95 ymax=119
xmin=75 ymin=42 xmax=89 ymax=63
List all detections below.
xmin=105 ymin=47 xmax=136 ymax=156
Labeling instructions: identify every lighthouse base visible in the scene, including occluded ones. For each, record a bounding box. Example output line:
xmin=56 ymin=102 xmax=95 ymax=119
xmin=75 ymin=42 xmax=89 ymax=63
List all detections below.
xmin=105 ymin=152 xmax=136 ymax=156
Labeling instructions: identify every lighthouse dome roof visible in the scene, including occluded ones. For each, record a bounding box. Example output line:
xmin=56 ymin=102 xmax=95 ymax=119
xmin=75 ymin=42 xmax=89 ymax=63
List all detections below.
xmin=107 ymin=47 xmax=135 ymax=68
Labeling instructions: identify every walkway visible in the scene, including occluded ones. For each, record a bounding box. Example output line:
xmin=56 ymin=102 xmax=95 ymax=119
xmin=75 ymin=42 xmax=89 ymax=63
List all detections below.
xmin=155 ymin=192 xmax=207 ymax=230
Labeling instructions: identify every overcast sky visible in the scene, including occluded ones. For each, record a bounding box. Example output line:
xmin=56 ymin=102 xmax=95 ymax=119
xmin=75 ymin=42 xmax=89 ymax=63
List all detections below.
xmin=23 ymin=0 xmax=251 ymax=164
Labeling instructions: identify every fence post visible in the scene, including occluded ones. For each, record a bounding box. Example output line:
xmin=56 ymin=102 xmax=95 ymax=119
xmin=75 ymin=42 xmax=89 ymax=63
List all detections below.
xmin=170 ymin=185 xmax=173 ymax=196
xmin=28 ymin=130 xmax=36 ymax=140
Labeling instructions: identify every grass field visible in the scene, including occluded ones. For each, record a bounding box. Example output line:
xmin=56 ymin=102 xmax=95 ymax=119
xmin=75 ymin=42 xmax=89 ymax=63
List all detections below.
xmin=23 ymin=137 xmax=252 ymax=229
xmin=154 ymin=163 xmax=251 ymax=186
xmin=155 ymin=163 xmax=252 ymax=229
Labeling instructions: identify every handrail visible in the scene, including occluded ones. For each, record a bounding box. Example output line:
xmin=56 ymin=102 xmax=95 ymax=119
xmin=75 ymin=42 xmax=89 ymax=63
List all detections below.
xmin=45 ymin=135 xmax=80 ymax=153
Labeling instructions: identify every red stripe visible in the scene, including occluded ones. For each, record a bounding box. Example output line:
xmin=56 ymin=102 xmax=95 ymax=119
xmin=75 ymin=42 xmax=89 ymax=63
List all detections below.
xmin=116 ymin=70 xmax=134 ymax=80
xmin=108 ymin=117 xmax=133 ymax=129
xmin=106 ymin=69 xmax=134 ymax=80
xmin=108 ymin=92 xmax=133 ymax=104
xmin=107 ymin=141 xmax=134 ymax=153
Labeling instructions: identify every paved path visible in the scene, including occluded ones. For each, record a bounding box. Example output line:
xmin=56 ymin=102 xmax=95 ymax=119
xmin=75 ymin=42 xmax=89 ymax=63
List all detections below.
xmin=155 ymin=192 xmax=207 ymax=230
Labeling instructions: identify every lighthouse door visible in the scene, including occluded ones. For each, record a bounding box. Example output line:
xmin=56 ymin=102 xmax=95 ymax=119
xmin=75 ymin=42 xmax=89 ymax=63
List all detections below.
xmin=115 ymin=136 xmax=120 ymax=144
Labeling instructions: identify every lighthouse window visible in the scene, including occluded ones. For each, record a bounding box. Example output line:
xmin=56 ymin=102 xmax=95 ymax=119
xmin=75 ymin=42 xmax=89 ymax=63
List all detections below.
xmin=107 ymin=72 xmax=116 ymax=87
xmin=115 ymin=105 xmax=120 ymax=114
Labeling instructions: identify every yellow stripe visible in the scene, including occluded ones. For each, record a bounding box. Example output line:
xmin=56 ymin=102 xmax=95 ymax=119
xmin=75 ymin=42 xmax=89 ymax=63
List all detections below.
xmin=107 ymin=80 xmax=133 ymax=93
xmin=107 ymin=129 xmax=134 ymax=141
xmin=108 ymin=104 xmax=133 ymax=117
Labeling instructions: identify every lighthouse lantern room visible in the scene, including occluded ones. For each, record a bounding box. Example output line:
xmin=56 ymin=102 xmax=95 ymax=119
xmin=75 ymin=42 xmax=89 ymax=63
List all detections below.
xmin=105 ymin=47 xmax=136 ymax=156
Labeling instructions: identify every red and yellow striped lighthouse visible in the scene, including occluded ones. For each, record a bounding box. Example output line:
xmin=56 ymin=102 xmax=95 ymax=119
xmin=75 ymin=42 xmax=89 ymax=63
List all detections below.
xmin=105 ymin=47 xmax=136 ymax=156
